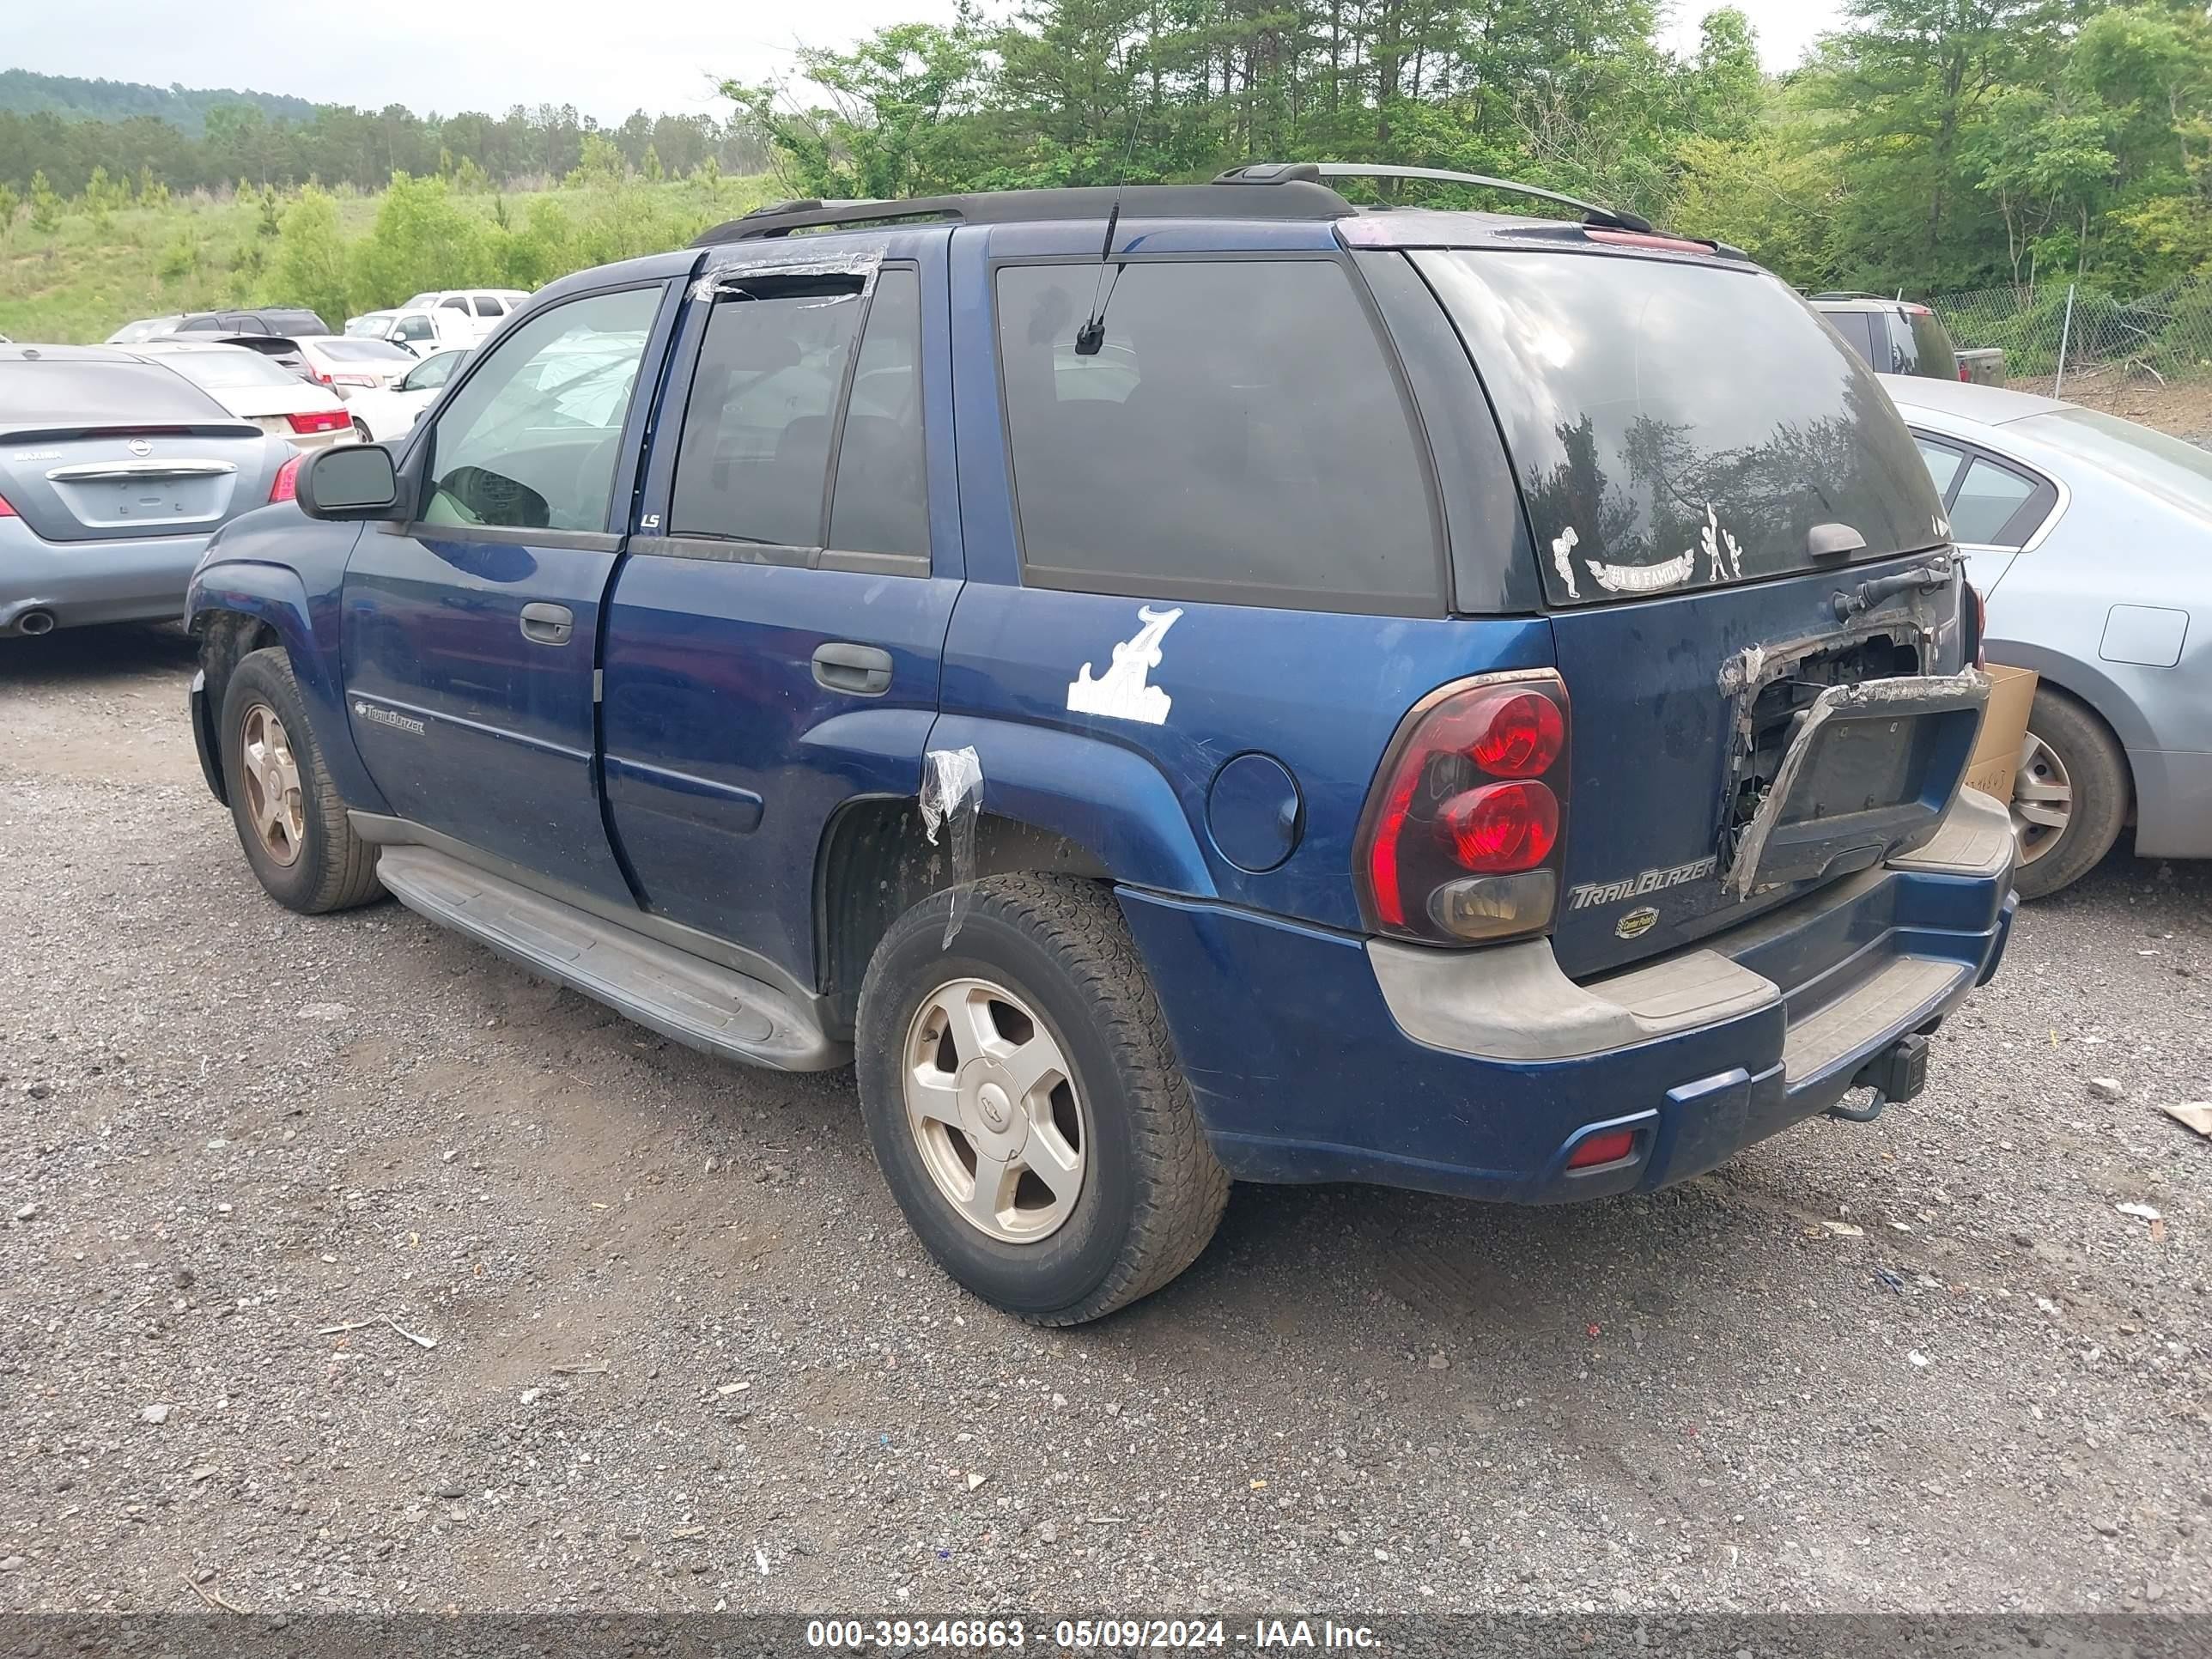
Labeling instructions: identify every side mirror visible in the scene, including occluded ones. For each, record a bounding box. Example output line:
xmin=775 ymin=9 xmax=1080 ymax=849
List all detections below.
xmin=297 ymin=443 xmax=404 ymax=522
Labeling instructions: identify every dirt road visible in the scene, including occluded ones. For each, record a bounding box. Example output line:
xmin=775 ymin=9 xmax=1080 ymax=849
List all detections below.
xmin=3 ymin=627 xmax=2208 ymax=1616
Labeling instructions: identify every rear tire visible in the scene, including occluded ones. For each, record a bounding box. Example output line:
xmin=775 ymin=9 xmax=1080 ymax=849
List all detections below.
xmin=219 ymin=647 xmax=383 ymax=914
xmin=2011 ymin=686 xmax=2128 ymax=900
xmin=854 ymin=875 xmax=1229 ymax=1325
xmin=351 ymin=418 xmax=372 ymax=443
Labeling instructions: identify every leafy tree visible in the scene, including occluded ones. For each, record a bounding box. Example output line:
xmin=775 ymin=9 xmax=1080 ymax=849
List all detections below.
xmin=28 ymin=167 xmax=61 ymax=231
xmin=0 ymin=180 xmax=18 ymax=240
xmin=269 ymin=185 xmax=349 ymax=330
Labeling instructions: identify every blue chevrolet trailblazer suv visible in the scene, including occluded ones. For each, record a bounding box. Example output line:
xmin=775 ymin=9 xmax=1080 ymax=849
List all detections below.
xmin=185 ymin=162 xmax=2016 ymax=1324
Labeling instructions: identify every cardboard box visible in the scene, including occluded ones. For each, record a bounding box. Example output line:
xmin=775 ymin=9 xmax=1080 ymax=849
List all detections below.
xmin=1964 ymin=664 xmax=2039 ymax=802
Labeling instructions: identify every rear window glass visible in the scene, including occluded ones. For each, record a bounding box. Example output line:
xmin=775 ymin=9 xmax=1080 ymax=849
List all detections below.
xmin=1417 ymin=251 xmax=1946 ymax=604
xmin=995 ymin=259 xmax=1442 ymax=613
xmin=0 ymin=360 xmax=231 ymax=423
xmin=315 ymin=338 xmax=415 ymax=362
xmin=155 ymin=349 xmax=301 ymax=390
xmin=1906 ymin=310 xmax=1958 ymax=378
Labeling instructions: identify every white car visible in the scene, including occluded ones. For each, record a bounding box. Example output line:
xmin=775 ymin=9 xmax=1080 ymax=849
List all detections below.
xmin=404 ymin=289 xmax=529 ymax=324
xmin=295 ymin=334 xmax=419 ymax=396
xmin=341 ymin=347 xmax=468 ymax=443
xmin=129 ymin=341 xmax=356 ymax=451
xmin=366 ymin=306 xmax=488 ymax=357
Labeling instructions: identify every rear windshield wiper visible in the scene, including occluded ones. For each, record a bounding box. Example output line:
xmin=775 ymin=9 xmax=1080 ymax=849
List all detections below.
xmin=1831 ymin=551 xmax=1954 ymax=623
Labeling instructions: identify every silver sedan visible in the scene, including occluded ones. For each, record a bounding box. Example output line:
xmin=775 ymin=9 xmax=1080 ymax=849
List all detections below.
xmin=1884 ymin=374 xmax=2210 ymax=896
xmin=3 ymin=345 xmax=294 ymax=637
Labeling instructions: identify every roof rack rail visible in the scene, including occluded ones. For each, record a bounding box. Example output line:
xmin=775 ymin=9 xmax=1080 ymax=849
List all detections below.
xmin=1215 ymin=161 xmax=1656 ymax=234
xmin=694 ymin=181 xmax=1354 ymax=246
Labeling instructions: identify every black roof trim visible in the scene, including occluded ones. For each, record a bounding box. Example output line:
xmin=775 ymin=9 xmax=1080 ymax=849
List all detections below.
xmin=693 ymin=181 xmax=1356 ymax=245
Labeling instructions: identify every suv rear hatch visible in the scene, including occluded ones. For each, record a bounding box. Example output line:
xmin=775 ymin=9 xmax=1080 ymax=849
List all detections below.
xmin=1415 ymin=244 xmax=1984 ymax=977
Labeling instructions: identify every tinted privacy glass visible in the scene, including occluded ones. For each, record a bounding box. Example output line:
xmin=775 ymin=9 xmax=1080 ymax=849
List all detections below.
xmin=996 ymin=259 xmax=1440 ymax=611
xmin=670 ymin=279 xmax=863 ymax=546
xmin=1949 ymin=457 xmax=2037 ymax=544
xmin=1419 ymin=251 xmax=1944 ymax=603
xmin=422 ymin=285 xmax=659 ymax=533
xmin=1907 ymin=311 xmax=1959 ymax=379
xmin=160 ymin=349 xmax=300 ymax=390
xmin=827 ymin=268 xmax=927 ymax=558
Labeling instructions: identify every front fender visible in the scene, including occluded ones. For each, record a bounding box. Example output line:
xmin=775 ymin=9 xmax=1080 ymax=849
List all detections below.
xmin=921 ymin=714 xmax=1217 ymax=899
xmin=186 ymin=550 xmax=389 ymax=815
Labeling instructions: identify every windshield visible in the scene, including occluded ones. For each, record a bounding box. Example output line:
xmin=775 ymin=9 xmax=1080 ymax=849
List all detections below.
xmin=108 ymin=318 xmax=181 ymax=344
xmin=150 ymin=349 xmax=301 ymax=390
xmin=2028 ymin=405 xmax=2212 ymax=515
xmin=1416 ymin=251 xmax=1946 ymax=604
xmin=346 ymin=314 xmax=396 ymax=337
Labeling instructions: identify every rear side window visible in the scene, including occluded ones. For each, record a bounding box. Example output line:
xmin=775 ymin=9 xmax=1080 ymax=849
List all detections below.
xmin=994 ymin=259 xmax=1442 ymax=613
xmin=1419 ymin=251 xmax=1946 ymax=603
xmin=1914 ymin=436 xmax=1966 ymax=497
xmin=668 ymin=278 xmax=864 ymax=547
xmin=476 ymin=296 xmax=506 ymax=317
xmin=1948 ymin=458 xmax=2038 ymax=544
xmin=826 ymin=268 xmax=927 ymax=560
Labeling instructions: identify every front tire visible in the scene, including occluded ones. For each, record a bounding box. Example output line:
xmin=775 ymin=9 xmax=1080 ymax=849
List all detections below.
xmin=218 ymin=647 xmax=383 ymax=914
xmin=854 ymin=875 xmax=1228 ymax=1325
xmin=2011 ymin=686 xmax=2129 ymax=900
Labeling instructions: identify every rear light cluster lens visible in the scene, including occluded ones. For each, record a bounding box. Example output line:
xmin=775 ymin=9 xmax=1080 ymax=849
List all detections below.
xmin=0 ymin=491 xmax=16 ymax=518
xmin=1354 ymin=672 xmax=1571 ymax=945
xmin=287 ymin=408 xmax=351 ymax=434
xmin=1958 ymin=363 xmax=1972 ymax=381
xmin=269 ymin=453 xmax=302 ymax=504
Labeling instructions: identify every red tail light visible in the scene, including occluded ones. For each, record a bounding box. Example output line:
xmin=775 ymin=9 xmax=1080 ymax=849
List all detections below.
xmin=1958 ymin=362 xmax=1972 ymax=381
xmin=286 ymin=408 xmax=350 ymax=434
xmin=270 ymin=453 xmax=302 ymax=504
xmin=1355 ymin=672 xmax=1571 ymax=944
xmin=0 ymin=491 xmax=16 ymax=518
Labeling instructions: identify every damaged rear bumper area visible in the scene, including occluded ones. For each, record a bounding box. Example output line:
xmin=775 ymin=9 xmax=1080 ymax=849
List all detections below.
xmin=1116 ymin=787 xmax=2016 ymax=1205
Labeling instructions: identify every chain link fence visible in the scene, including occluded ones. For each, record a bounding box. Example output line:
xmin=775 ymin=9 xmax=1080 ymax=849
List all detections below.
xmin=1927 ymin=276 xmax=2212 ymax=433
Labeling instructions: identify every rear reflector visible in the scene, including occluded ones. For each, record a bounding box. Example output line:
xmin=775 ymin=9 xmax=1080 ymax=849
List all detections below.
xmin=286 ymin=408 xmax=350 ymax=434
xmin=270 ymin=453 xmax=302 ymax=504
xmin=1567 ymin=1128 xmax=1637 ymax=1170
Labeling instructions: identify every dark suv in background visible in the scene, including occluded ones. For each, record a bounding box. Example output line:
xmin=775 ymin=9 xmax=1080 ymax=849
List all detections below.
xmin=1811 ymin=293 xmax=2002 ymax=384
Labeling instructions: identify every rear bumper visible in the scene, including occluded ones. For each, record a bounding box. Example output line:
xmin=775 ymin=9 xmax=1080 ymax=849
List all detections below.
xmin=0 ymin=522 xmax=209 ymax=632
xmin=1119 ymin=788 xmax=2016 ymax=1204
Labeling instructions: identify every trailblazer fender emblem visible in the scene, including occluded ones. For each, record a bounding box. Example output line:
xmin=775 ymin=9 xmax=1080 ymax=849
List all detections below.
xmin=354 ymin=700 xmax=427 ymax=736
xmin=1569 ymin=854 xmax=1717 ymax=912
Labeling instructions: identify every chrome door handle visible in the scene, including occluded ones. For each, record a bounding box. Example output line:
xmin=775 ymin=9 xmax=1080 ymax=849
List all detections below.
xmin=520 ymin=602 xmax=574 ymax=646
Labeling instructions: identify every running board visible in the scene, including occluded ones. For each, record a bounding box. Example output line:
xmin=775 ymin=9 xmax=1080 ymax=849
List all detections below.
xmin=374 ymin=846 xmax=848 ymax=1073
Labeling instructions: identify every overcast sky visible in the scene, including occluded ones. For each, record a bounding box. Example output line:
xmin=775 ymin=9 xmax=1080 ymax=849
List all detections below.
xmin=12 ymin=1 xmax=1845 ymax=125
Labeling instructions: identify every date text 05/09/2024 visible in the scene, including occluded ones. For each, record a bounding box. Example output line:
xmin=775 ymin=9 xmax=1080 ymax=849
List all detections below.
xmin=804 ymin=1618 xmax=1383 ymax=1650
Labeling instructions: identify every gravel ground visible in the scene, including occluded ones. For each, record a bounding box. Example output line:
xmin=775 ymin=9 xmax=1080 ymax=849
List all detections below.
xmin=1 ymin=626 xmax=2208 ymax=1618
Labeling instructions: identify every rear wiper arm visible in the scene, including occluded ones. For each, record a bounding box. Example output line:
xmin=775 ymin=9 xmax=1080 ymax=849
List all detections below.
xmin=1831 ymin=551 xmax=1954 ymax=623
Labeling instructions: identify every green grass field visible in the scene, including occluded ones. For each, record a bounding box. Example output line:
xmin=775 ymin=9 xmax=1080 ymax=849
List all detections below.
xmin=0 ymin=174 xmax=775 ymax=343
